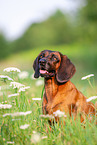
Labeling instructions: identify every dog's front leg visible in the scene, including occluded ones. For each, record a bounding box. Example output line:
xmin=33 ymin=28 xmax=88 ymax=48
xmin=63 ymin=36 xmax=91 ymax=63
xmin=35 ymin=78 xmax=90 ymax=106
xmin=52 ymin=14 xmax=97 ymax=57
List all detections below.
xmin=46 ymin=93 xmax=65 ymax=114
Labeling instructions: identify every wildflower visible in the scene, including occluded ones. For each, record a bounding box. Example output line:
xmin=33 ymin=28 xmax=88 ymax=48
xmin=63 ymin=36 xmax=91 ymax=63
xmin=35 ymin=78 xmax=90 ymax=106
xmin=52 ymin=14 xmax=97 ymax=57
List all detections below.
xmin=31 ymin=133 xmax=41 ymax=144
xmin=32 ymin=98 xmax=41 ymax=101
xmin=8 ymin=93 xmax=19 ymax=98
xmin=86 ymin=96 xmax=97 ymax=102
xmin=53 ymin=110 xmax=67 ymax=117
xmin=40 ymin=114 xmax=54 ymax=119
xmin=3 ymin=67 xmax=21 ymax=73
xmin=33 ymin=131 xmax=36 ymax=134
xmin=41 ymin=136 xmax=48 ymax=139
xmin=0 ymin=75 xmax=13 ymax=81
xmin=33 ymin=120 xmax=36 ymax=122
xmin=10 ymin=82 xmax=25 ymax=89
xmin=0 ymin=104 xmax=12 ymax=109
xmin=20 ymin=124 xmax=29 ymax=129
xmin=12 ymin=119 xmax=21 ymax=121
xmin=7 ymin=141 xmax=14 ymax=144
xmin=81 ymin=74 xmax=94 ymax=80
xmin=3 ymin=138 xmax=5 ymax=141
xmin=3 ymin=111 xmax=32 ymax=117
xmin=35 ymin=80 xmax=44 ymax=86
xmin=18 ymin=86 xmax=30 ymax=92
xmin=18 ymin=71 xmax=29 ymax=79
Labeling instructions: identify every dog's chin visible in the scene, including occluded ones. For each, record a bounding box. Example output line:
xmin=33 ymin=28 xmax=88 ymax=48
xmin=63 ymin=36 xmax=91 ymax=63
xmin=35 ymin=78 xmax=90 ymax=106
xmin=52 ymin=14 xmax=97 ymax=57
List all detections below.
xmin=39 ymin=69 xmax=55 ymax=78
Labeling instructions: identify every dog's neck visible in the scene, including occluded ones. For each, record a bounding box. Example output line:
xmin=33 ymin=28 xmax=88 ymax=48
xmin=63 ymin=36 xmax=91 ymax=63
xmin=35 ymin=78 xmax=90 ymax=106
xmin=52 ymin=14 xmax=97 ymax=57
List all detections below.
xmin=44 ymin=77 xmax=73 ymax=103
xmin=44 ymin=76 xmax=58 ymax=102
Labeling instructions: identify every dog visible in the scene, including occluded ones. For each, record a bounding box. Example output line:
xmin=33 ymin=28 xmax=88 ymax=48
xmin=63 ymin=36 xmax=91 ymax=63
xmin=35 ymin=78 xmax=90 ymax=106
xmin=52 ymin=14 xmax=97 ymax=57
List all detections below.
xmin=33 ymin=50 xmax=95 ymax=122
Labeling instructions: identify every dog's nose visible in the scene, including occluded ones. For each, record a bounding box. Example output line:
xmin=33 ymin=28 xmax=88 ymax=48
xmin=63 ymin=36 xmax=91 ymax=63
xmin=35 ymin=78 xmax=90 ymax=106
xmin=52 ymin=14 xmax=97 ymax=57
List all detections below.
xmin=39 ymin=59 xmax=46 ymax=65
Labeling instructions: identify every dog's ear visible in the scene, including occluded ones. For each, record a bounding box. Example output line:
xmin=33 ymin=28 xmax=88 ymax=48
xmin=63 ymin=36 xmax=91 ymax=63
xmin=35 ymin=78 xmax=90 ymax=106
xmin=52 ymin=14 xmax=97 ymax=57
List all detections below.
xmin=33 ymin=56 xmax=40 ymax=78
xmin=56 ymin=54 xmax=76 ymax=83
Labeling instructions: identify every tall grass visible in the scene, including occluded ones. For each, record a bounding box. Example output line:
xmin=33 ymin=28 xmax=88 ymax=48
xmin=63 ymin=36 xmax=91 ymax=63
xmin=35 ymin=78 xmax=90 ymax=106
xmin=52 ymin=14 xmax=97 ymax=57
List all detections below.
xmin=0 ymin=67 xmax=97 ymax=145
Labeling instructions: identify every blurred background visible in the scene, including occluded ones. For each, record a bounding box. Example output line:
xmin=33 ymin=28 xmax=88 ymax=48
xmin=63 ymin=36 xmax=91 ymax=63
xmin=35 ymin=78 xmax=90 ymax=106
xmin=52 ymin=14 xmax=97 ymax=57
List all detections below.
xmin=0 ymin=0 xmax=97 ymax=88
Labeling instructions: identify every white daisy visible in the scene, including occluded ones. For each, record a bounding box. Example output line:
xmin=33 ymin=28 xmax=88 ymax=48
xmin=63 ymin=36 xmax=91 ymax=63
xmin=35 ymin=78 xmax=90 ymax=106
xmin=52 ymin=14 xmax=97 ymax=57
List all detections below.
xmin=86 ymin=96 xmax=97 ymax=102
xmin=20 ymin=124 xmax=29 ymax=129
xmin=8 ymin=93 xmax=19 ymax=98
xmin=7 ymin=141 xmax=14 ymax=144
xmin=32 ymin=98 xmax=41 ymax=101
xmin=0 ymin=75 xmax=13 ymax=81
xmin=3 ymin=111 xmax=32 ymax=117
xmin=81 ymin=74 xmax=94 ymax=80
xmin=41 ymin=136 xmax=48 ymax=139
xmin=0 ymin=104 xmax=12 ymax=109
xmin=10 ymin=82 xmax=25 ymax=89
xmin=53 ymin=110 xmax=67 ymax=117
xmin=12 ymin=119 xmax=21 ymax=121
xmin=18 ymin=86 xmax=30 ymax=92
xmin=35 ymin=80 xmax=44 ymax=86
xmin=18 ymin=71 xmax=29 ymax=79
xmin=31 ymin=133 xmax=41 ymax=144
xmin=3 ymin=67 xmax=21 ymax=73
xmin=39 ymin=114 xmax=54 ymax=119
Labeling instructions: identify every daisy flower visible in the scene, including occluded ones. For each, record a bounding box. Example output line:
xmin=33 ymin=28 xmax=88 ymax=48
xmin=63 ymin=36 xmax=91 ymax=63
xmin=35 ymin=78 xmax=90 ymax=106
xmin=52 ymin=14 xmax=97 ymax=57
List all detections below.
xmin=31 ymin=132 xmax=41 ymax=144
xmin=0 ymin=75 xmax=13 ymax=81
xmin=10 ymin=82 xmax=25 ymax=89
xmin=32 ymin=98 xmax=41 ymax=101
xmin=35 ymin=80 xmax=44 ymax=86
xmin=18 ymin=86 xmax=30 ymax=92
xmin=81 ymin=74 xmax=94 ymax=80
xmin=7 ymin=141 xmax=14 ymax=144
xmin=86 ymin=96 xmax=97 ymax=102
xmin=18 ymin=71 xmax=29 ymax=79
xmin=20 ymin=124 xmax=29 ymax=129
xmin=8 ymin=93 xmax=19 ymax=98
xmin=3 ymin=67 xmax=21 ymax=73
xmin=0 ymin=104 xmax=12 ymax=109
xmin=39 ymin=114 xmax=54 ymax=119
xmin=53 ymin=110 xmax=67 ymax=117
xmin=3 ymin=111 xmax=32 ymax=117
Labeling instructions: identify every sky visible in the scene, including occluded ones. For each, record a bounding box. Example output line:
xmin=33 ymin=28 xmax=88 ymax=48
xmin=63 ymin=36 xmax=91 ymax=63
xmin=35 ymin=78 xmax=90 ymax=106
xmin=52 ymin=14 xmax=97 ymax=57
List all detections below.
xmin=0 ymin=0 xmax=84 ymax=40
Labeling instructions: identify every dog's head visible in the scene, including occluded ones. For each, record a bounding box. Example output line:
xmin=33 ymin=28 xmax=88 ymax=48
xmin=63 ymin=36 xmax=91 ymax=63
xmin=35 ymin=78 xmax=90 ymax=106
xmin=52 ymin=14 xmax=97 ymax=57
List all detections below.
xmin=33 ymin=50 xmax=76 ymax=83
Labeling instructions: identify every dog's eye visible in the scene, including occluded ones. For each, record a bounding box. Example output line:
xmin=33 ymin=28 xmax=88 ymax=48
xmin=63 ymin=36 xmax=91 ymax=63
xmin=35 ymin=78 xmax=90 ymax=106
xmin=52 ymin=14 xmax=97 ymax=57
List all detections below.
xmin=40 ymin=53 xmax=45 ymax=59
xmin=53 ymin=57 xmax=57 ymax=61
xmin=52 ymin=55 xmax=58 ymax=61
xmin=40 ymin=55 xmax=43 ymax=59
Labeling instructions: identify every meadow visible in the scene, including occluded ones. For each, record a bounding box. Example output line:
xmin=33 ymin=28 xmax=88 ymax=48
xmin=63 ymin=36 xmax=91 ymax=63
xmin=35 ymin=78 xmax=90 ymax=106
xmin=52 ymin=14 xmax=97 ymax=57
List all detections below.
xmin=0 ymin=44 xmax=97 ymax=145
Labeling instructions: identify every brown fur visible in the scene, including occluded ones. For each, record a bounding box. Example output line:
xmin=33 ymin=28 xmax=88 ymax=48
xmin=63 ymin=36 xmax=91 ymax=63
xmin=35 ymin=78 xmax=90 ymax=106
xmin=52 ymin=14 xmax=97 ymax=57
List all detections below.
xmin=33 ymin=50 xmax=95 ymax=122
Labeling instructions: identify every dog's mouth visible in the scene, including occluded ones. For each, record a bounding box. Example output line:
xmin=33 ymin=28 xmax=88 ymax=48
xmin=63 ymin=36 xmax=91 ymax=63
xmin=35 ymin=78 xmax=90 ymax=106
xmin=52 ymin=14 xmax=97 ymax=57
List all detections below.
xmin=39 ymin=69 xmax=55 ymax=77
xmin=40 ymin=70 xmax=49 ymax=74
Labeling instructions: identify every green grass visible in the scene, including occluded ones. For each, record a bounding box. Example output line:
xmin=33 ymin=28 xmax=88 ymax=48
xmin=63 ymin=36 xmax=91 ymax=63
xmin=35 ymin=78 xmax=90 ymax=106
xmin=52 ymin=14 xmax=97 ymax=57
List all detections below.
xmin=0 ymin=71 xmax=97 ymax=145
xmin=0 ymin=44 xmax=97 ymax=144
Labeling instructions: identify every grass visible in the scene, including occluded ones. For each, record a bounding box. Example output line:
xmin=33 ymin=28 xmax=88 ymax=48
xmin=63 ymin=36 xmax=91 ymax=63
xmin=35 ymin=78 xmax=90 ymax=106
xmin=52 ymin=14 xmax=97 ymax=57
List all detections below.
xmin=0 ymin=44 xmax=97 ymax=144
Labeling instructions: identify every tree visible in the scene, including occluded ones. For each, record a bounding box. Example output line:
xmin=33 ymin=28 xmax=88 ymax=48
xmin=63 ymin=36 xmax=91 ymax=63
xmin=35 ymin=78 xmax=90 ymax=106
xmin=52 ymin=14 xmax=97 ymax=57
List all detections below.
xmin=78 ymin=0 xmax=97 ymax=42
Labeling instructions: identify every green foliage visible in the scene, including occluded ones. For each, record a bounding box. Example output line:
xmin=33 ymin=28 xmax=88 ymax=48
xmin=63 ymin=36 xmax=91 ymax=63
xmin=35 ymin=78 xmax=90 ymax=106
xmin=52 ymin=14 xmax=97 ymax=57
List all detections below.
xmin=12 ymin=10 xmax=75 ymax=53
xmin=76 ymin=0 xmax=97 ymax=43
xmin=0 ymin=1 xmax=97 ymax=59
xmin=0 ymin=34 xmax=9 ymax=59
xmin=0 ymin=67 xmax=97 ymax=145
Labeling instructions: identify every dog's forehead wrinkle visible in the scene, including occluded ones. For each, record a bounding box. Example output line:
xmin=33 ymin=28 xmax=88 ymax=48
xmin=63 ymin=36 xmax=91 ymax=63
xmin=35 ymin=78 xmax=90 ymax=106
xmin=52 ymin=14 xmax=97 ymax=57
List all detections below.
xmin=41 ymin=50 xmax=61 ymax=58
xmin=45 ymin=51 xmax=61 ymax=59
